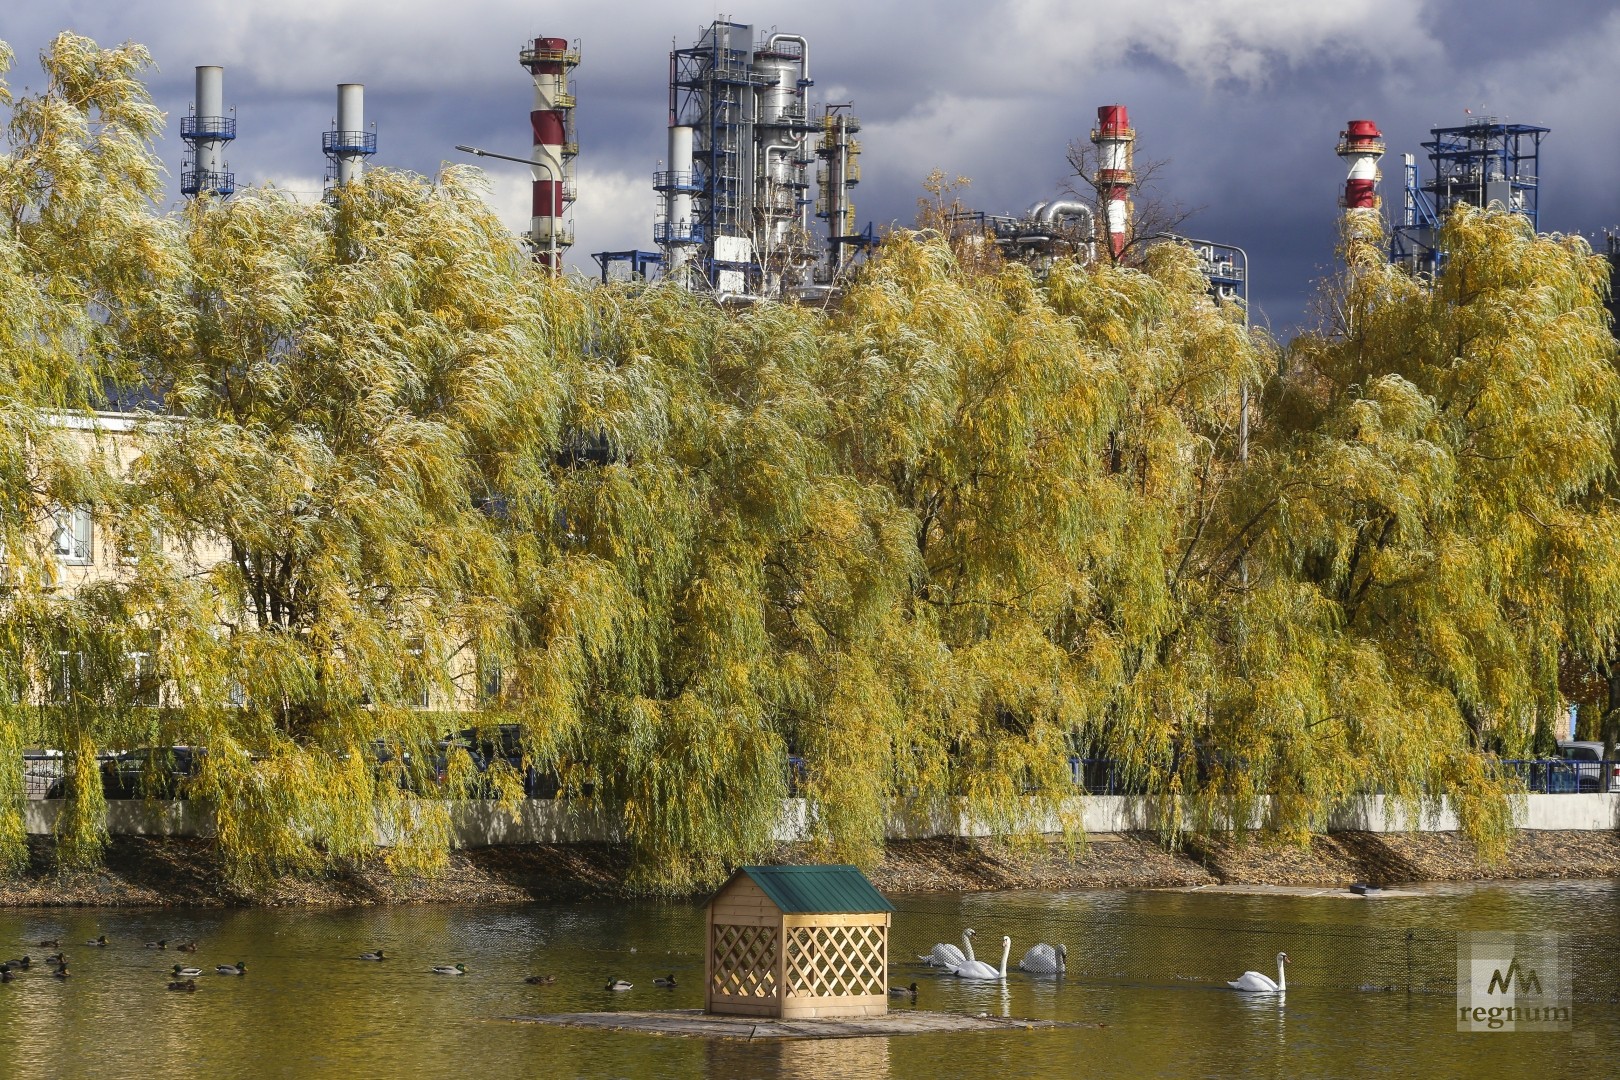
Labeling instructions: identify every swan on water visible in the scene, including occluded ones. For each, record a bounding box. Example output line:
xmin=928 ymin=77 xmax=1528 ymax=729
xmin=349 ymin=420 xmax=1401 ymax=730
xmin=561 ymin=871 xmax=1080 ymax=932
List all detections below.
xmin=1018 ymin=943 xmax=1067 ymax=974
xmin=1227 ymin=952 xmax=1288 ymax=993
xmin=954 ymin=935 xmax=1011 ymax=981
xmin=919 ymin=928 xmax=976 ymax=969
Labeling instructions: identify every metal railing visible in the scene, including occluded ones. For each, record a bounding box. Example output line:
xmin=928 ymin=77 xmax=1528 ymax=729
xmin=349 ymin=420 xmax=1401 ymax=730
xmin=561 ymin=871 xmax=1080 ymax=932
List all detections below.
xmin=180 ymin=115 xmax=236 ymax=140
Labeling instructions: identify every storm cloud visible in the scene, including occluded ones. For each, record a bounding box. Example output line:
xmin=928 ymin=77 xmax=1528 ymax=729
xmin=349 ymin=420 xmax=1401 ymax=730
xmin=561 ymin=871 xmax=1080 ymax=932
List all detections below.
xmin=4 ymin=0 xmax=1616 ymax=330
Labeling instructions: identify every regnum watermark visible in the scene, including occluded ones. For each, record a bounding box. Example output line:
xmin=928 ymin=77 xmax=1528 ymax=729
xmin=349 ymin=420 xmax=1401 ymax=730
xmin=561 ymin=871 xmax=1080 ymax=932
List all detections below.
xmin=1457 ymin=931 xmax=1572 ymax=1032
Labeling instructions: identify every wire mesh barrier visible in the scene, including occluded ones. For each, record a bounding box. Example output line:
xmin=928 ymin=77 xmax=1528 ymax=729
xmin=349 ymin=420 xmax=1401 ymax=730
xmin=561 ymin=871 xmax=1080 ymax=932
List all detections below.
xmin=891 ymin=898 xmax=1620 ymax=1004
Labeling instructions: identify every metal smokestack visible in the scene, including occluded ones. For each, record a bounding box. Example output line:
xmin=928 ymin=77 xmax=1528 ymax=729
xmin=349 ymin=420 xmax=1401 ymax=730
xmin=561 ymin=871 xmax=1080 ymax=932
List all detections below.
xmin=1336 ymin=119 xmax=1385 ymax=211
xmin=1091 ymin=104 xmax=1135 ymax=261
xmin=180 ymin=65 xmax=236 ymax=198
xmin=322 ymin=83 xmax=376 ymax=190
xmin=519 ymin=36 xmax=578 ymax=272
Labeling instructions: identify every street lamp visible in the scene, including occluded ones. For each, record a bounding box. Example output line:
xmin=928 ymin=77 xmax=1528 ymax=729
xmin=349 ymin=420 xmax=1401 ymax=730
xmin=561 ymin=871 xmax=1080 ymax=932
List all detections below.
xmin=454 ymin=143 xmax=559 ymax=275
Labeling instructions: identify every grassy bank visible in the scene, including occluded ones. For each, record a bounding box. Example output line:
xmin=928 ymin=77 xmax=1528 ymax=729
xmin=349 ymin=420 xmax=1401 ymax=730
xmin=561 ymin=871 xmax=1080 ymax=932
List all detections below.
xmin=3 ymin=831 xmax=1618 ymax=907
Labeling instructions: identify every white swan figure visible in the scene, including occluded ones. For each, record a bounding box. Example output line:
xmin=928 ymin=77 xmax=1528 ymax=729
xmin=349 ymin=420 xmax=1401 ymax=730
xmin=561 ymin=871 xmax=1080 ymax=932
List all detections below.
xmin=919 ymin=928 xmax=976 ymax=969
xmin=954 ymin=935 xmax=1010 ymax=981
xmin=1227 ymin=952 xmax=1288 ymax=993
xmin=1018 ymin=942 xmax=1067 ymax=974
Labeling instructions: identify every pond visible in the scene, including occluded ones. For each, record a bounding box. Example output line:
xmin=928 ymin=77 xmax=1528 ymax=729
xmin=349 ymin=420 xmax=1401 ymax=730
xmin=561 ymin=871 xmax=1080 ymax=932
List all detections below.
xmin=2 ymin=879 xmax=1616 ymax=1078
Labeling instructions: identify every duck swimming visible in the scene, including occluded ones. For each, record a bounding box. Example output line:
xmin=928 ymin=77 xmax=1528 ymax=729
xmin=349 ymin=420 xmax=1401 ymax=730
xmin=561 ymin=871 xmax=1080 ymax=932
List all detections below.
xmin=84 ymin=936 xmax=107 ymax=947
xmin=166 ymin=979 xmax=197 ymax=992
xmin=432 ymin=964 xmax=466 ymax=976
xmin=173 ymin=965 xmax=203 ymax=978
xmin=358 ymin=950 xmax=385 ymax=962
xmin=216 ymin=962 xmax=246 ymax=976
xmin=144 ymin=940 xmax=167 ymax=950
xmin=653 ymin=975 xmax=676 ymax=988
xmin=524 ymin=974 xmax=556 ymax=985
xmin=604 ymin=978 xmax=633 ymax=991
xmin=52 ymin=963 xmax=70 ymax=979
xmin=175 ymin=941 xmax=199 ymax=953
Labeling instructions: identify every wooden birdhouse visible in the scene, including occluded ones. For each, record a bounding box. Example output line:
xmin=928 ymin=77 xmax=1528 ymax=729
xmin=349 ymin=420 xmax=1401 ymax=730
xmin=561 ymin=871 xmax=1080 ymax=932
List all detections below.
xmin=705 ymin=864 xmax=895 ymax=1020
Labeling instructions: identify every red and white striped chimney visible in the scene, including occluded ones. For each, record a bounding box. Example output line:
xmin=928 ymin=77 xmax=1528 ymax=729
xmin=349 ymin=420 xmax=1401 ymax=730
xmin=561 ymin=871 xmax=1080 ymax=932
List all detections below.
xmin=519 ymin=37 xmax=578 ymax=271
xmin=1336 ymin=120 xmax=1385 ymax=211
xmin=1091 ymin=104 xmax=1135 ymax=260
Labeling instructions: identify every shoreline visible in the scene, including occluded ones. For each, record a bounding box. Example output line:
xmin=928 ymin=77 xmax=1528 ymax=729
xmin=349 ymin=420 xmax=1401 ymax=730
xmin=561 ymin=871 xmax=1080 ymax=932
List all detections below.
xmin=2 ymin=830 xmax=1618 ymax=908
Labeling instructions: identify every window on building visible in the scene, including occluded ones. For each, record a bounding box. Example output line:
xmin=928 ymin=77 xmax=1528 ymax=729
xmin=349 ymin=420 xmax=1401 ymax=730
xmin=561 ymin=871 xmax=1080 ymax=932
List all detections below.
xmin=51 ymin=507 xmax=93 ymax=565
xmin=405 ymin=638 xmax=430 ymax=709
xmin=126 ymin=633 xmax=161 ymax=707
xmin=51 ymin=650 xmax=84 ymax=704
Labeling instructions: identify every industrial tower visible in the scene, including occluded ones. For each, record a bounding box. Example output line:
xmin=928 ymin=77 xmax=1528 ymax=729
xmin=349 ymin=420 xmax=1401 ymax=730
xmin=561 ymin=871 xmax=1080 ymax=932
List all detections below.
xmin=322 ymin=84 xmax=377 ymax=190
xmin=520 ymin=37 xmax=580 ymax=271
xmin=1390 ymin=117 xmax=1548 ymax=274
xmin=180 ymin=66 xmax=236 ymax=199
xmin=659 ymin=20 xmax=828 ymax=296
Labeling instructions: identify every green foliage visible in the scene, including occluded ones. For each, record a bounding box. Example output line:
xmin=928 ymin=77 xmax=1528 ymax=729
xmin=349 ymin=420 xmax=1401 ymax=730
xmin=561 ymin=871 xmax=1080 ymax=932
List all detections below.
xmin=3 ymin=35 xmax=1616 ymax=889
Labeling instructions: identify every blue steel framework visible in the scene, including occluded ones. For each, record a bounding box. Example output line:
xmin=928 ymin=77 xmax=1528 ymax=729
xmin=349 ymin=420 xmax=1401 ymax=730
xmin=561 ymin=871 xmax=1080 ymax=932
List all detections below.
xmin=592 ymin=250 xmax=664 ymax=283
xmin=1391 ymin=118 xmax=1549 ymax=274
xmin=179 ymin=112 xmax=236 ymax=198
xmin=669 ymin=20 xmax=764 ymax=288
xmin=322 ymin=128 xmax=377 ymax=185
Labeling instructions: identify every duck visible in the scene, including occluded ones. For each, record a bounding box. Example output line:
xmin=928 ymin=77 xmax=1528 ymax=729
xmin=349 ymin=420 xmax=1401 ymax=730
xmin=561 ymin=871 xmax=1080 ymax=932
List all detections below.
xmin=84 ymin=935 xmax=107 ymax=947
xmin=604 ymin=978 xmax=633 ymax=991
xmin=216 ymin=962 xmax=247 ymax=976
xmin=175 ymin=941 xmax=199 ymax=953
xmin=432 ymin=964 xmax=466 ymax=976
xmin=653 ymin=974 xmax=676 ymax=988
xmin=144 ymin=940 xmax=167 ymax=950
xmin=39 ymin=938 xmax=61 ymax=948
xmin=524 ymin=974 xmax=557 ymax=985
xmin=888 ymin=982 xmax=919 ymax=998
xmin=358 ymin=950 xmax=385 ymax=961
xmin=172 ymin=965 xmax=203 ymax=978
xmin=45 ymin=953 xmax=65 ymax=965
xmin=4 ymin=956 xmax=29 ymax=970
xmin=52 ymin=963 xmax=70 ymax=979
xmin=166 ymin=978 xmax=198 ymax=992
xmin=1 ymin=967 xmax=15 ymax=982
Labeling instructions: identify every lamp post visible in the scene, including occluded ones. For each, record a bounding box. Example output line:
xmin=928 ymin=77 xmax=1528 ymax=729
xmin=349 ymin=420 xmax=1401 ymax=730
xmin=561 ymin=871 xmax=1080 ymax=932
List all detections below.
xmin=454 ymin=143 xmax=559 ymax=275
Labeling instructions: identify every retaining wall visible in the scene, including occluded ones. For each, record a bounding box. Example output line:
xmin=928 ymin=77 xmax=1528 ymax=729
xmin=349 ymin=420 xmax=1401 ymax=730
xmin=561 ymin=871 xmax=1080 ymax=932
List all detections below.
xmin=21 ymin=792 xmax=1620 ymax=846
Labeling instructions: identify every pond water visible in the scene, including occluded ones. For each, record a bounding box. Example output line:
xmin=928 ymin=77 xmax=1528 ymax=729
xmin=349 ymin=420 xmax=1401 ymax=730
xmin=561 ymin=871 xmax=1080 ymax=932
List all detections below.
xmin=2 ymin=879 xmax=1617 ymax=1078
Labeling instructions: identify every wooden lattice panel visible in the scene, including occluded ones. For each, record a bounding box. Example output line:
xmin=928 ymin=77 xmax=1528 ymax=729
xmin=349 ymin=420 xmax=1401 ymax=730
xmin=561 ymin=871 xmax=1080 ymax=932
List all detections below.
xmin=710 ymin=922 xmax=778 ymax=998
xmin=784 ymin=923 xmax=886 ymax=998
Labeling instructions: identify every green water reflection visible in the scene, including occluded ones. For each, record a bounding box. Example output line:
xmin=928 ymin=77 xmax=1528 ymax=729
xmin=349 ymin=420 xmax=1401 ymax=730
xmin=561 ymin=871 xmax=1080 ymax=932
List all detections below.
xmin=1 ymin=880 xmax=1616 ymax=1078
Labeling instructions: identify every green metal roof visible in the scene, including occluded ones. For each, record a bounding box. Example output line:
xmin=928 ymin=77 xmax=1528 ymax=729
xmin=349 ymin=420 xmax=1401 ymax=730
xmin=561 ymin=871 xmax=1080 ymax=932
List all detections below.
xmin=726 ymin=864 xmax=895 ymax=915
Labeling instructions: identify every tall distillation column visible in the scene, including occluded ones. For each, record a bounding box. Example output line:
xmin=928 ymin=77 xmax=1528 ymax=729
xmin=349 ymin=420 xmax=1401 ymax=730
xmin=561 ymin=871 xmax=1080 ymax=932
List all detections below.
xmin=520 ymin=36 xmax=579 ymax=271
xmin=815 ymin=104 xmax=862 ymax=279
xmin=752 ymin=33 xmax=814 ymax=290
xmin=655 ymin=125 xmax=701 ymax=278
xmin=322 ymin=83 xmax=376 ymax=190
xmin=1091 ymin=104 xmax=1135 ymax=261
xmin=180 ymin=66 xmax=236 ymax=198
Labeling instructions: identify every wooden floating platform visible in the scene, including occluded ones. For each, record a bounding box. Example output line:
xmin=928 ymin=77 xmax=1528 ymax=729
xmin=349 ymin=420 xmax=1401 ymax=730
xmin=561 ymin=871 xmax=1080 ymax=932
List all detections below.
xmin=505 ymin=1008 xmax=1089 ymax=1041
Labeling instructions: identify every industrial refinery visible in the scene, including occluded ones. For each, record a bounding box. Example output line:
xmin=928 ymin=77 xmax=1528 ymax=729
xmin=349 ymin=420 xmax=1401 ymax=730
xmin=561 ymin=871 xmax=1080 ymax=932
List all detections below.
xmin=168 ymin=16 xmax=1577 ymax=311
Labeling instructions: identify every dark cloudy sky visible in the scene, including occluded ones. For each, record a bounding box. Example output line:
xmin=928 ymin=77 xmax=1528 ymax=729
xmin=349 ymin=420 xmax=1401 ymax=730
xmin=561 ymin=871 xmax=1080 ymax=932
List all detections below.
xmin=5 ymin=1 xmax=1618 ymax=332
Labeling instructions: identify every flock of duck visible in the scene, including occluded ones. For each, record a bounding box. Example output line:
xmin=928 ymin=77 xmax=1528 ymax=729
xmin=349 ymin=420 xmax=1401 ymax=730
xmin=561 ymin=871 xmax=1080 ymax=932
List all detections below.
xmin=0 ymin=935 xmax=680 ymax=996
xmin=908 ymin=928 xmax=1290 ymax=995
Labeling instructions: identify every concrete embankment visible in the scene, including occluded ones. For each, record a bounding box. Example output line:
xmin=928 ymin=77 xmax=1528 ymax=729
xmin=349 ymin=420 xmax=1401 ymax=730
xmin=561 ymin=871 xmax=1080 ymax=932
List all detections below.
xmin=3 ymin=828 xmax=1619 ymax=908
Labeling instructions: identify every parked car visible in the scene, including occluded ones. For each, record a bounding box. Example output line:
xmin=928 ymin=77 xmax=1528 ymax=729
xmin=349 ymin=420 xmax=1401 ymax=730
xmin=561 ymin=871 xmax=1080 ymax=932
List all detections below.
xmin=1557 ymin=741 xmax=1620 ymax=793
xmin=47 ymin=746 xmax=198 ymax=800
xmin=449 ymin=725 xmax=573 ymax=799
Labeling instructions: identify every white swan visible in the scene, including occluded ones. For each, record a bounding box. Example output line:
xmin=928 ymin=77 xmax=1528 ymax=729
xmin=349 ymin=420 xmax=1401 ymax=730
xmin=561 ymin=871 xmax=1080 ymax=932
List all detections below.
xmin=919 ymin=928 xmax=975 ymax=969
xmin=1227 ymin=952 xmax=1288 ymax=993
xmin=1018 ymin=942 xmax=1067 ymax=974
xmin=954 ymin=935 xmax=1011 ymax=981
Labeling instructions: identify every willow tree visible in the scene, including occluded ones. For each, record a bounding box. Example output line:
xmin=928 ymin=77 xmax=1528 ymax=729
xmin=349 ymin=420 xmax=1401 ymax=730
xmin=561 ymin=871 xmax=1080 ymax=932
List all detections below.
xmin=0 ymin=34 xmax=183 ymax=869
xmin=1214 ymin=207 xmax=1620 ymax=849
xmin=106 ymin=167 xmax=552 ymax=880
